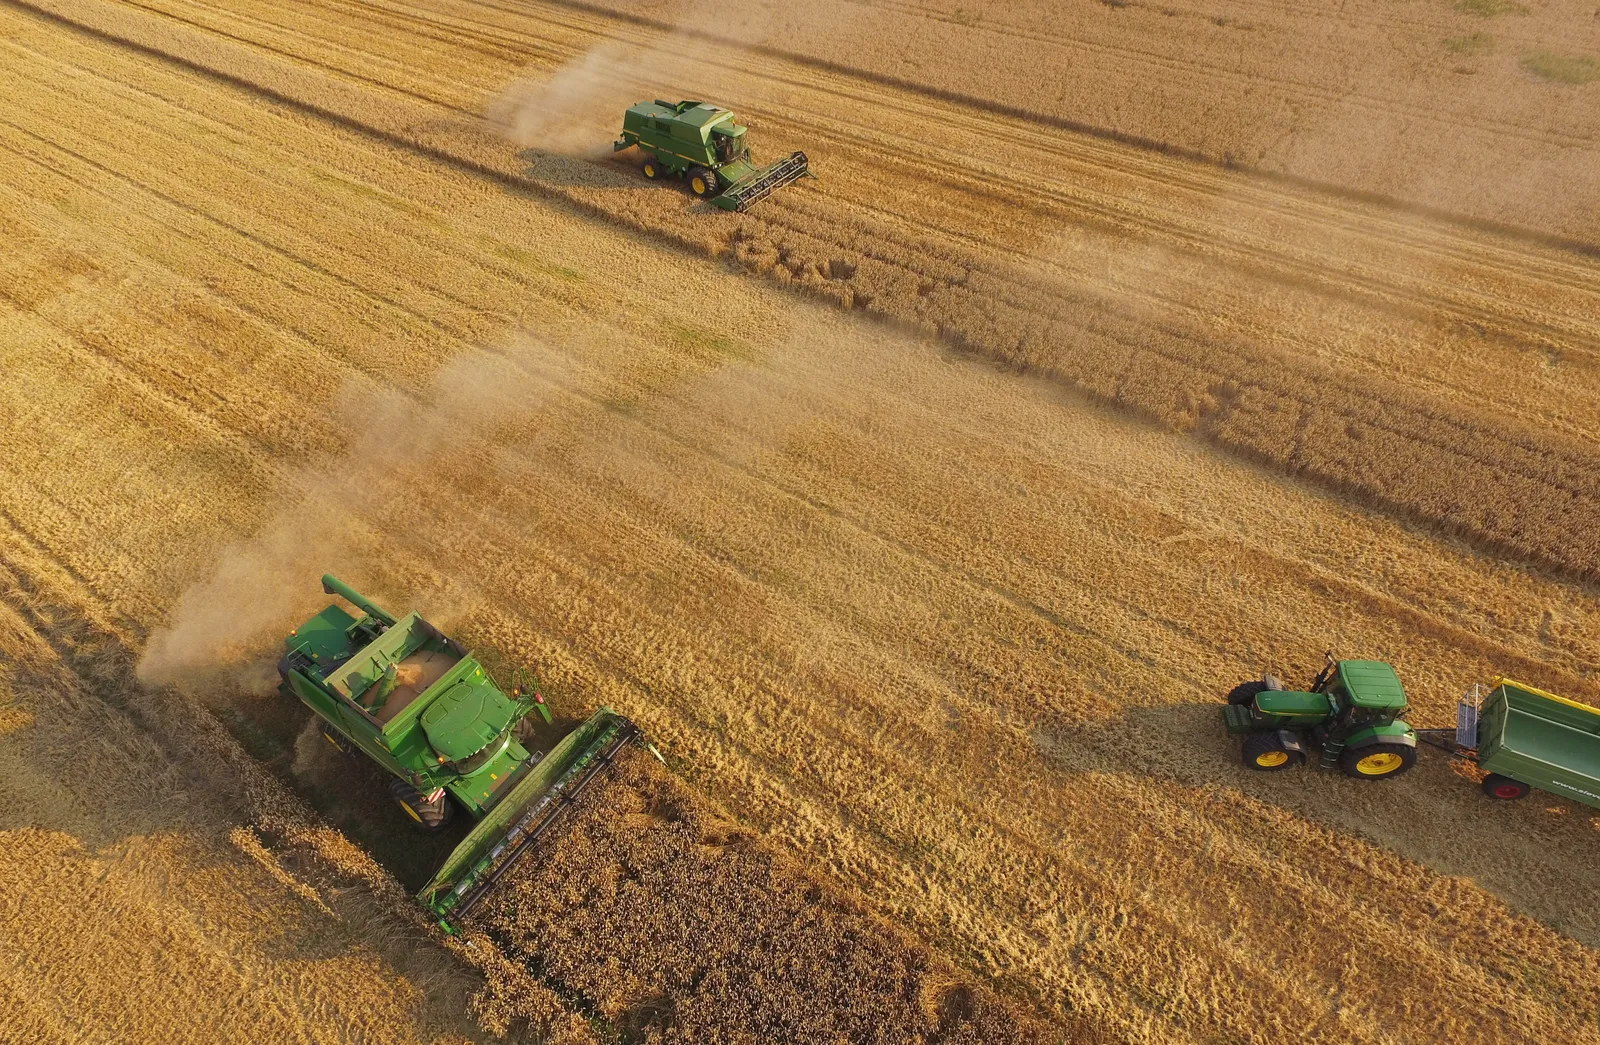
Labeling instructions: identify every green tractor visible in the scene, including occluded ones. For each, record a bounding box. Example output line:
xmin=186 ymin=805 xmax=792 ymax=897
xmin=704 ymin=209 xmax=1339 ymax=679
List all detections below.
xmin=614 ymin=99 xmax=812 ymax=211
xmin=278 ymin=574 xmax=652 ymax=928
xmin=1222 ymin=655 xmax=1418 ymax=779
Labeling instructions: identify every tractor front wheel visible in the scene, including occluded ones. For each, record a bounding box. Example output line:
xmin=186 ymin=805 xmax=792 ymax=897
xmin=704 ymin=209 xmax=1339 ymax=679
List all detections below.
xmin=1481 ymin=773 xmax=1530 ymax=800
xmin=1242 ymin=732 xmax=1302 ymax=771
xmin=688 ymin=166 xmax=718 ymax=198
xmin=388 ymin=779 xmax=454 ymax=831
xmin=1340 ymin=744 xmax=1417 ymax=780
xmin=642 ymin=157 xmax=661 ymax=180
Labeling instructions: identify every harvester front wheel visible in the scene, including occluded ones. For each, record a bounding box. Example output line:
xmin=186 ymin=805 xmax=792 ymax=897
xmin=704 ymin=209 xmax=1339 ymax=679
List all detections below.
xmin=642 ymin=158 xmax=661 ymax=180
xmin=1242 ymin=732 xmax=1302 ymax=772
xmin=388 ymin=779 xmax=454 ymax=831
xmin=688 ymin=166 xmax=718 ymax=198
xmin=1481 ymin=773 xmax=1530 ymax=800
xmin=1340 ymin=744 xmax=1417 ymax=780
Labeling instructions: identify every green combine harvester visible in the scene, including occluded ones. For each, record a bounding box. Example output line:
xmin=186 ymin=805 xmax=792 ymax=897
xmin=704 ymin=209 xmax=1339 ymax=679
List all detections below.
xmin=277 ymin=575 xmax=653 ymax=929
xmin=614 ymin=99 xmax=811 ymax=211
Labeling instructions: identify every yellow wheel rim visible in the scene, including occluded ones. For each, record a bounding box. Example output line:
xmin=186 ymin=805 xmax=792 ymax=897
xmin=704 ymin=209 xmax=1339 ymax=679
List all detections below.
xmin=1256 ymin=750 xmax=1289 ymax=767
xmin=323 ymin=732 xmax=341 ymax=749
xmin=644 ymin=163 xmax=656 ymax=178
xmin=399 ymin=800 xmax=423 ymax=822
xmin=692 ymin=177 xmax=707 ymax=194
xmin=1356 ymin=752 xmax=1404 ymax=775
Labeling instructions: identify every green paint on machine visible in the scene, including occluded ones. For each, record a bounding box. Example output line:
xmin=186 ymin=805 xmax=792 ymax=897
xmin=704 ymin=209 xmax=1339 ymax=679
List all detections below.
xmin=278 ymin=574 xmax=656 ymax=929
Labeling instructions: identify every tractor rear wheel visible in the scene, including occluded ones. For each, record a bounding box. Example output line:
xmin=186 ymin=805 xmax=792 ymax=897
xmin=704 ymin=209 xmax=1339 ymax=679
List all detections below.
xmin=1340 ymin=743 xmax=1417 ymax=780
xmin=1242 ymin=731 xmax=1302 ymax=771
xmin=388 ymin=779 xmax=454 ymax=831
xmin=1481 ymin=773 xmax=1530 ymax=800
xmin=642 ymin=157 xmax=661 ymax=180
xmin=688 ymin=166 xmax=718 ymax=197
xmin=1227 ymin=681 xmax=1266 ymax=706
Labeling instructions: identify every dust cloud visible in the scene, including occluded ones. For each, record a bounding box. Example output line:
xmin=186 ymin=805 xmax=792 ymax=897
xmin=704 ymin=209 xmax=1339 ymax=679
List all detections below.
xmin=136 ymin=343 xmax=574 ymax=691
xmin=487 ymin=0 xmax=863 ymax=159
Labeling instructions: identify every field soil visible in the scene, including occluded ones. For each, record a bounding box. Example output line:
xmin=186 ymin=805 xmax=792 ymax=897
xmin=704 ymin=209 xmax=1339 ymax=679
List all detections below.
xmin=3 ymin=1 xmax=1600 ymax=1044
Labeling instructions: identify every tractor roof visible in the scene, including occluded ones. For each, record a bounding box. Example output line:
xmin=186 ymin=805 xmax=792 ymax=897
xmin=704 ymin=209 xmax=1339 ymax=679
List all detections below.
xmin=1338 ymin=660 xmax=1408 ymax=710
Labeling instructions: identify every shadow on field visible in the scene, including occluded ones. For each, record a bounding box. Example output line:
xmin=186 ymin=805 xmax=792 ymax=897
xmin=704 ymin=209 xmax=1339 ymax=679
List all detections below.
xmin=515 ymin=147 xmax=639 ymax=191
xmin=1032 ymin=701 xmax=1600 ymax=948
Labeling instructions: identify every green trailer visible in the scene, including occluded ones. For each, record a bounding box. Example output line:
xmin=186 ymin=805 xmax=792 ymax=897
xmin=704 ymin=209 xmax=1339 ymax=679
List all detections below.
xmin=278 ymin=574 xmax=657 ymax=930
xmin=613 ymin=99 xmax=812 ymax=211
xmin=1446 ymin=678 xmax=1600 ymax=807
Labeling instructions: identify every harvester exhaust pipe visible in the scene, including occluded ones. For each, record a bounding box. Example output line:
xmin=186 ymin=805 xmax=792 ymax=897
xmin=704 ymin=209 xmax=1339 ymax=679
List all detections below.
xmin=321 ymin=573 xmax=397 ymax=627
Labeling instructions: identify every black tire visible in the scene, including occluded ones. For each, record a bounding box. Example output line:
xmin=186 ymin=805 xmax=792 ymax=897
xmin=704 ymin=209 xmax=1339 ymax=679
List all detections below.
xmin=1242 ymin=731 xmax=1303 ymax=772
xmin=1227 ymin=680 xmax=1268 ymax=706
xmin=1482 ymin=773 xmax=1530 ymax=800
xmin=388 ymin=778 xmax=453 ymax=831
xmin=322 ymin=730 xmax=354 ymax=757
xmin=1339 ymin=743 xmax=1417 ymax=780
xmin=641 ymin=157 xmax=661 ymax=180
xmin=687 ymin=166 xmax=718 ymax=197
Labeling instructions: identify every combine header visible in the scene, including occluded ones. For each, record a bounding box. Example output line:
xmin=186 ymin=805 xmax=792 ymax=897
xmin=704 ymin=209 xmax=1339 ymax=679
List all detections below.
xmin=614 ymin=99 xmax=812 ymax=211
xmin=278 ymin=575 xmax=656 ymax=930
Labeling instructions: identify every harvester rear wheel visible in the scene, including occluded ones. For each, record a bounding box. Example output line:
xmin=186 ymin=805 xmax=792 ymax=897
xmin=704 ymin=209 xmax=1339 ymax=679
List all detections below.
xmin=388 ymin=779 xmax=453 ymax=831
xmin=642 ymin=157 xmax=661 ymax=180
xmin=1242 ymin=732 xmax=1302 ymax=771
xmin=322 ymin=730 xmax=354 ymax=756
xmin=1481 ymin=773 xmax=1530 ymax=800
xmin=1340 ymin=744 xmax=1417 ymax=779
xmin=688 ymin=166 xmax=718 ymax=197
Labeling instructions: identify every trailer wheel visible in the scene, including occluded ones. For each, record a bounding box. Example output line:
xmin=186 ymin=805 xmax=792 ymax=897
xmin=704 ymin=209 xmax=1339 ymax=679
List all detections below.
xmin=642 ymin=157 xmax=661 ymax=180
xmin=1340 ymin=743 xmax=1417 ymax=779
xmin=389 ymin=779 xmax=454 ymax=831
xmin=1481 ymin=774 xmax=1530 ymax=800
xmin=688 ymin=166 xmax=718 ymax=197
xmin=1242 ymin=732 xmax=1302 ymax=771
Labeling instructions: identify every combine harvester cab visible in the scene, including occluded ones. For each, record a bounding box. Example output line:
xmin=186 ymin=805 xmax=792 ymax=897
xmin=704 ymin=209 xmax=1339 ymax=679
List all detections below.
xmin=278 ymin=575 xmax=653 ymax=930
xmin=614 ymin=99 xmax=812 ymax=212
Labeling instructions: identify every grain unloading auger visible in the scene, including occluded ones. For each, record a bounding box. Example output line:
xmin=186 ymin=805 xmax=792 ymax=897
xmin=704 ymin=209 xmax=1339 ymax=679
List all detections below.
xmin=614 ymin=99 xmax=813 ymax=211
xmin=277 ymin=575 xmax=659 ymax=931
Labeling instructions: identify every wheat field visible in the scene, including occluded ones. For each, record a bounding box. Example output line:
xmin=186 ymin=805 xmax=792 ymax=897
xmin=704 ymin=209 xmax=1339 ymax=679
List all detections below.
xmin=3 ymin=0 xmax=1600 ymax=1042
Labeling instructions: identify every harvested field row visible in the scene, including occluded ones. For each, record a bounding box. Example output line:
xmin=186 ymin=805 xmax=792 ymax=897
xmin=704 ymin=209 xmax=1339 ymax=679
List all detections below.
xmin=6 ymin=4 xmax=1600 ymax=1045
xmin=474 ymin=749 xmax=1059 ymax=1045
xmin=14 ymin=0 xmax=1600 ymax=586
